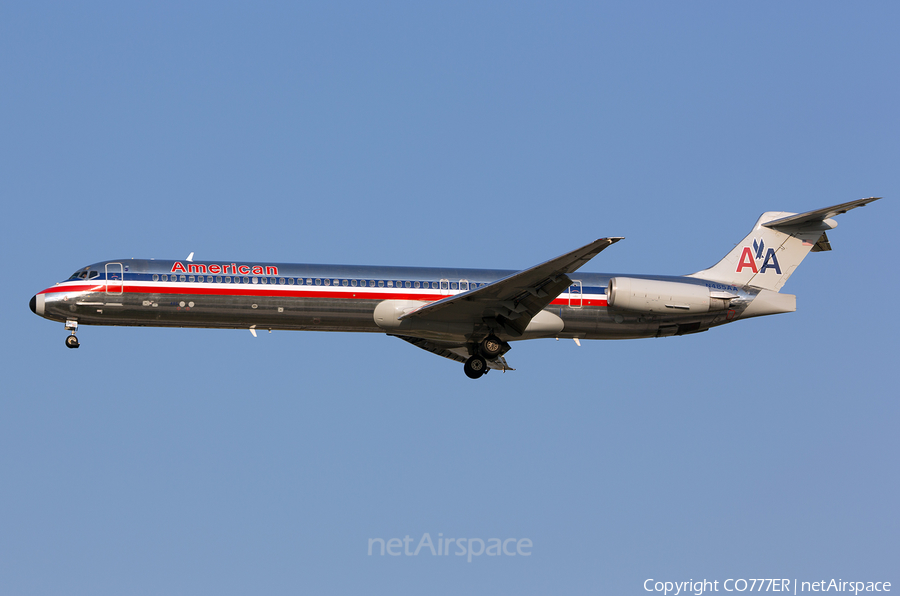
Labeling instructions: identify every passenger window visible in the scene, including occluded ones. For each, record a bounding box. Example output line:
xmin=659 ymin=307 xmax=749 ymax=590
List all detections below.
xmin=161 ymin=274 xmax=168 ymax=281
xmin=378 ymin=280 xmax=384 ymax=288
xmin=414 ymin=281 xmax=420 ymax=288
xmin=189 ymin=275 xmax=195 ymax=282
xmin=315 ymin=279 xmax=322 ymax=286
xmin=451 ymin=282 xmax=458 ymax=290
xmin=307 ymin=279 xmax=313 ymax=285
xmin=323 ymin=279 xmax=330 ymax=286
xmin=351 ymin=279 xmax=358 ymax=287
xmin=243 ymin=276 xmax=250 ymax=283
xmin=152 ymin=274 xmax=159 ymax=281
xmin=288 ymin=278 xmax=294 ymax=285
xmin=280 ymin=278 xmax=286 ymax=285
xmin=216 ymin=276 xmax=222 ymax=283
xmin=225 ymin=276 xmax=231 ymax=283
xmin=342 ymin=279 xmax=349 ymax=286
xmin=252 ymin=277 xmax=258 ymax=284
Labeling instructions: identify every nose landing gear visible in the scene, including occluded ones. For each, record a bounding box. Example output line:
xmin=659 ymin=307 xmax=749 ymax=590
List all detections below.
xmin=64 ymin=320 xmax=80 ymax=349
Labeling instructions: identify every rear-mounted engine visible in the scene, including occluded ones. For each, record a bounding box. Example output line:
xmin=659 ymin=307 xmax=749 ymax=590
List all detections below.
xmin=607 ymin=277 xmax=734 ymax=314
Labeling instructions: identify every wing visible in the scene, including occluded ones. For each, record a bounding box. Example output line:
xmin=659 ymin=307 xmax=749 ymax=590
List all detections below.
xmin=399 ymin=237 xmax=622 ymax=337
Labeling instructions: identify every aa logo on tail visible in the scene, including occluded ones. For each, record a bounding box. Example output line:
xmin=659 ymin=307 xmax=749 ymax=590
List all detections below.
xmin=736 ymin=239 xmax=781 ymax=274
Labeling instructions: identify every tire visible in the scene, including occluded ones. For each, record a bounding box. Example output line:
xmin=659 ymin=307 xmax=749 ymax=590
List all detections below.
xmin=480 ymin=335 xmax=502 ymax=358
xmin=464 ymin=356 xmax=487 ymax=379
xmin=65 ymin=335 xmax=80 ymax=349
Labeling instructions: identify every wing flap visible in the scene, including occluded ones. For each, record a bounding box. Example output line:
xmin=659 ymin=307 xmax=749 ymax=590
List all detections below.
xmin=394 ymin=335 xmax=514 ymax=371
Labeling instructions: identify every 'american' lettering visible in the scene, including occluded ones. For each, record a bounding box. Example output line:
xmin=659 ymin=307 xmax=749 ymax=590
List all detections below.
xmin=170 ymin=262 xmax=278 ymax=276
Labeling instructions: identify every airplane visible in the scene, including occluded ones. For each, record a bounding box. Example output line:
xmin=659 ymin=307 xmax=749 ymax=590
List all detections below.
xmin=30 ymin=197 xmax=879 ymax=378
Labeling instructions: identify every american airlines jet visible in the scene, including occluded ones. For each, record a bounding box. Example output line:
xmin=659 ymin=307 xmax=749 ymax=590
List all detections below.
xmin=30 ymin=198 xmax=879 ymax=378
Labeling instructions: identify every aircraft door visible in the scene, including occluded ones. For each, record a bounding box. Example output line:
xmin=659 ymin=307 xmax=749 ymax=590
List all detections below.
xmin=568 ymin=280 xmax=582 ymax=308
xmin=105 ymin=263 xmax=124 ymax=294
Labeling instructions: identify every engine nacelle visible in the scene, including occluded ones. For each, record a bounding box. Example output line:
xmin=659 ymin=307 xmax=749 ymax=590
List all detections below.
xmin=607 ymin=277 xmax=731 ymax=314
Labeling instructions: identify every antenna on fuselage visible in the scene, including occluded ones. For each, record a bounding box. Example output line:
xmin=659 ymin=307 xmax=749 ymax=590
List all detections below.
xmin=186 ymin=252 xmax=194 ymax=262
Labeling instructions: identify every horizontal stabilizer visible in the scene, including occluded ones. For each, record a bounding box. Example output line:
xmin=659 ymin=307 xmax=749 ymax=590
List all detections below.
xmin=763 ymin=197 xmax=880 ymax=229
xmin=689 ymin=197 xmax=880 ymax=291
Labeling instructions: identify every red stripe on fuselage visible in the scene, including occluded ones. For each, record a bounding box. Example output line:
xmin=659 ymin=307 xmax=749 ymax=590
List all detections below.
xmin=38 ymin=284 xmax=105 ymax=294
xmin=38 ymin=283 xmax=607 ymax=306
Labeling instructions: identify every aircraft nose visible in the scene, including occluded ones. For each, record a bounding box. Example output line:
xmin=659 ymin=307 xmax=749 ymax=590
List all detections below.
xmin=29 ymin=294 xmax=45 ymax=316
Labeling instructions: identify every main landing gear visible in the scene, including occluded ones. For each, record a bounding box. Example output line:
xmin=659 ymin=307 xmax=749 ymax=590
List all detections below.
xmin=462 ymin=335 xmax=505 ymax=379
xmin=480 ymin=335 xmax=502 ymax=358
xmin=464 ymin=355 xmax=487 ymax=379
xmin=64 ymin=320 xmax=80 ymax=349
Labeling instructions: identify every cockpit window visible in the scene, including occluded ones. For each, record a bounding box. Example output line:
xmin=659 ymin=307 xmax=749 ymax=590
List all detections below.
xmin=88 ymin=270 xmax=99 ymax=279
xmin=69 ymin=268 xmax=89 ymax=280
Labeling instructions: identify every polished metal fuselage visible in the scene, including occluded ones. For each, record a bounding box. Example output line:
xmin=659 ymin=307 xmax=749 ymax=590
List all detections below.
xmin=33 ymin=258 xmax=757 ymax=342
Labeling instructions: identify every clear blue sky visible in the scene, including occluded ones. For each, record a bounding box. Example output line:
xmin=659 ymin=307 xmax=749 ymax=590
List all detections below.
xmin=2 ymin=3 xmax=897 ymax=594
